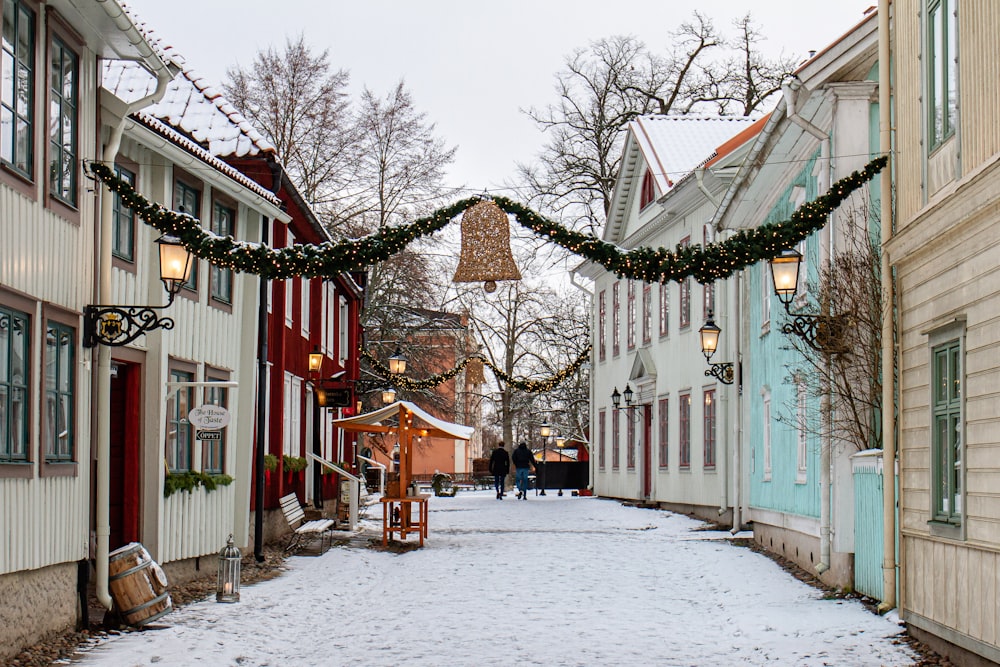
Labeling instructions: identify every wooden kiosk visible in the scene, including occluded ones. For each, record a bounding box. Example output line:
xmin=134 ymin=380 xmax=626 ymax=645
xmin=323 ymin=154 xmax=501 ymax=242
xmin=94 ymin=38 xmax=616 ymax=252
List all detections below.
xmin=331 ymin=401 xmax=474 ymax=547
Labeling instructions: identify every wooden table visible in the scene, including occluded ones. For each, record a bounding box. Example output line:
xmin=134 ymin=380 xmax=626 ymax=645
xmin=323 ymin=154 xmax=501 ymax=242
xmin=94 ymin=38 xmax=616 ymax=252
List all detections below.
xmin=380 ymin=495 xmax=430 ymax=547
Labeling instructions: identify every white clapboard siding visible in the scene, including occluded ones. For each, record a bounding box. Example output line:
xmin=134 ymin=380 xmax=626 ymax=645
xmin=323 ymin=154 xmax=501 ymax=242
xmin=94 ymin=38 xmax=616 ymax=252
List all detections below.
xmin=0 ymin=475 xmax=89 ymax=575
xmin=160 ymin=483 xmax=236 ymax=563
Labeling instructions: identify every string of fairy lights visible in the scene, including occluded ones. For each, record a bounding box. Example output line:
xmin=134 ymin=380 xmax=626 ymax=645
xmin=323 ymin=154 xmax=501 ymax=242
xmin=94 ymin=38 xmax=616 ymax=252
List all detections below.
xmin=361 ymin=345 xmax=592 ymax=393
xmin=87 ymin=155 xmax=886 ymax=285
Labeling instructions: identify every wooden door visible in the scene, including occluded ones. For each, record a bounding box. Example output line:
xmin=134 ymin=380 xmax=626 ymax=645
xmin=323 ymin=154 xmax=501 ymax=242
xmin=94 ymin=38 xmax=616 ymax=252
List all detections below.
xmin=109 ymin=362 xmax=141 ymax=550
xmin=642 ymin=405 xmax=653 ymax=499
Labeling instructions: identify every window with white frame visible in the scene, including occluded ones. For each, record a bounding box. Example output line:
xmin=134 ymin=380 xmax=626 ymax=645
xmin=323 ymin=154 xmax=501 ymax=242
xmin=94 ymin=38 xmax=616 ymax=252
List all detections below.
xmin=282 ymin=373 xmax=302 ymax=458
xmin=703 ymin=388 xmax=716 ymax=469
xmin=626 ymin=406 xmax=636 ymax=469
xmin=598 ymin=290 xmax=606 ymax=361
xmin=0 ymin=304 xmax=30 ymax=463
xmin=301 ymin=276 xmax=310 ymax=337
xmin=658 ymin=396 xmax=668 ymax=468
xmin=49 ymin=37 xmax=78 ymax=205
xmin=612 ymin=282 xmax=620 ymax=356
xmin=627 ymin=281 xmax=636 ymax=350
xmin=679 ymin=392 xmax=691 ymax=468
xmin=44 ymin=321 xmax=75 ymax=462
xmin=166 ymin=368 xmax=194 ymax=472
xmin=679 ymin=237 xmax=691 ymax=328
xmin=1 ymin=0 xmax=34 ymax=178
xmin=174 ymin=180 xmax=201 ymax=290
xmin=598 ymin=409 xmax=606 ymax=469
xmin=323 ymin=283 xmax=336 ymax=356
xmin=612 ymin=408 xmax=620 ymax=469
xmin=762 ymin=388 xmax=772 ymax=481
xmin=284 ymin=232 xmax=295 ymax=327
xmin=658 ymin=283 xmax=669 ymax=337
xmin=338 ymin=296 xmax=349 ymax=364
xmin=796 ymin=378 xmax=808 ymax=483
xmin=203 ymin=372 xmax=229 ymax=474
xmin=642 ymin=283 xmax=651 ymax=345
xmin=210 ymin=202 xmax=235 ymax=304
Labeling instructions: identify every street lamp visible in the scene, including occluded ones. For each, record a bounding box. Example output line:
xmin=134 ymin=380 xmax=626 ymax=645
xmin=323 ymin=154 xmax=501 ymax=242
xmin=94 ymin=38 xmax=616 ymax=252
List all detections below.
xmin=388 ymin=347 xmax=407 ymax=375
xmin=699 ymin=311 xmax=734 ymax=385
xmin=382 ymin=387 xmax=397 ymax=404
xmin=84 ymin=234 xmax=193 ymax=347
xmin=611 ymin=384 xmax=641 ymax=421
xmin=768 ymin=248 xmax=830 ymax=351
xmin=308 ymin=346 xmax=324 ymax=374
xmin=555 ymin=436 xmax=566 ymax=496
xmin=538 ymin=422 xmax=551 ymax=496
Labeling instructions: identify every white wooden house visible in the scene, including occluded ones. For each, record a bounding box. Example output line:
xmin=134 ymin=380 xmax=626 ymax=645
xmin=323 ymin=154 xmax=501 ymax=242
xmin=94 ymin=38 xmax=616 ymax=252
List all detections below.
xmin=579 ymin=115 xmax=757 ymax=524
xmin=0 ymin=0 xmax=174 ymax=658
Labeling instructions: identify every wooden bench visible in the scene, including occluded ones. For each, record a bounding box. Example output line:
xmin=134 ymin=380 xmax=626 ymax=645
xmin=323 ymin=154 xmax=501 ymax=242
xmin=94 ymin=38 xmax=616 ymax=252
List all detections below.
xmin=280 ymin=493 xmax=335 ymax=555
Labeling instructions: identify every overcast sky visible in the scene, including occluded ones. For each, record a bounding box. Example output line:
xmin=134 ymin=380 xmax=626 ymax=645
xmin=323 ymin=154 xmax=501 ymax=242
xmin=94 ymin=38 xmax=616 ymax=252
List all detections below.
xmin=124 ymin=0 xmax=877 ymax=195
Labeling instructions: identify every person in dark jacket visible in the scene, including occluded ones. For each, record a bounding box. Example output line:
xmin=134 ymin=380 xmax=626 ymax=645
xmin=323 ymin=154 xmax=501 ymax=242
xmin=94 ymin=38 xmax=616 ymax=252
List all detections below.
xmin=511 ymin=442 xmax=535 ymax=500
xmin=488 ymin=443 xmax=510 ymax=499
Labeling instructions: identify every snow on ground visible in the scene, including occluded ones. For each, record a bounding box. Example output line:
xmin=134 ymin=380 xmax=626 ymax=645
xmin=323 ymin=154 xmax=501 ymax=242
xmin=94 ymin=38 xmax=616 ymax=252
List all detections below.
xmin=72 ymin=491 xmax=917 ymax=667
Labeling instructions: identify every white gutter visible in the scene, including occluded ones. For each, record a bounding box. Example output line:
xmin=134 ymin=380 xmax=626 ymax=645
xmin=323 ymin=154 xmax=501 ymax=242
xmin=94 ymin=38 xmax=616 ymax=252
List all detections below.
xmin=94 ymin=2 xmax=175 ymax=610
xmin=695 ymin=168 xmax=721 ymax=208
xmin=877 ymin=0 xmax=897 ymax=614
xmin=782 ymin=76 xmax=833 ymax=576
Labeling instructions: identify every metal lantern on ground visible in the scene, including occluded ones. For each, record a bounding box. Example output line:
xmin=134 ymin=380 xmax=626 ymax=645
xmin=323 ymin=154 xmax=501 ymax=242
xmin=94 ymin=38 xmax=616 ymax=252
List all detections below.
xmin=217 ymin=534 xmax=241 ymax=603
xmin=769 ymin=248 xmax=802 ymax=306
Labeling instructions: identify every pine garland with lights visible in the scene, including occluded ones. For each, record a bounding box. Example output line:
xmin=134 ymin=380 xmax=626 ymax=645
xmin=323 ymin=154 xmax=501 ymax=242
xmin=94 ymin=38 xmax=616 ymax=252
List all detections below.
xmin=87 ymin=155 xmax=886 ymax=285
xmin=361 ymin=344 xmax=592 ymax=393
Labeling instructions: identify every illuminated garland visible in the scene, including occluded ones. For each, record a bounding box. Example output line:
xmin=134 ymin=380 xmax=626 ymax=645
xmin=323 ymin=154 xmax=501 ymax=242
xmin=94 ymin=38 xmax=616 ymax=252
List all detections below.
xmin=361 ymin=345 xmax=592 ymax=393
xmin=87 ymin=155 xmax=886 ymax=285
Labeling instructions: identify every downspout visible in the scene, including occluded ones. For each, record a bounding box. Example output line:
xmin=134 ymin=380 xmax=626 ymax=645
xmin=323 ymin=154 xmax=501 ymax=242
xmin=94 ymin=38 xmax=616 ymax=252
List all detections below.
xmin=877 ymin=0 xmax=897 ymax=613
xmin=695 ymin=168 xmax=721 ymax=208
xmin=94 ymin=54 xmax=173 ymax=609
xmin=783 ymin=77 xmax=833 ymax=576
xmin=730 ymin=268 xmax=743 ymax=534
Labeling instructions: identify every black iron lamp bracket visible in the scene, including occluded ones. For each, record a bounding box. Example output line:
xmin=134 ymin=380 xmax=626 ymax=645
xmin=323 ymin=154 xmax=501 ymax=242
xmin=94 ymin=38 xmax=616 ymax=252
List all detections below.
xmin=83 ymin=304 xmax=175 ymax=348
xmin=705 ymin=362 xmax=735 ymax=385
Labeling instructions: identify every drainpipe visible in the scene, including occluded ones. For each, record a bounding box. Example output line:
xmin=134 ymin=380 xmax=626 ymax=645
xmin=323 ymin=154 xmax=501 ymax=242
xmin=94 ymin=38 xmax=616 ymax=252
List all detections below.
xmin=877 ymin=0 xmax=897 ymax=613
xmin=783 ymin=76 xmax=833 ymax=576
xmin=93 ymin=40 xmax=174 ymax=609
xmin=695 ymin=168 xmax=721 ymax=208
xmin=730 ymin=269 xmax=743 ymax=534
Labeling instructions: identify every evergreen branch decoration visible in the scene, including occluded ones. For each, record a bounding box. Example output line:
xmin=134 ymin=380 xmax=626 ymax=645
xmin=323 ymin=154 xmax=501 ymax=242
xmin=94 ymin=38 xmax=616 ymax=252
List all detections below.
xmin=361 ymin=344 xmax=592 ymax=394
xmin=88 ymin=155 xmax=886 ymax=285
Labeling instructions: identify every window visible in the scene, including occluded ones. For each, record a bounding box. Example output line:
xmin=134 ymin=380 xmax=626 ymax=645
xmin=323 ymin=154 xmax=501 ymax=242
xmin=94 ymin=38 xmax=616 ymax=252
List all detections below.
xmin=762 ymin=389 xmax=772 ymax=481
xmin=301 ymin=277 xmax=310 ymax=337
xmin=283 ymin=373 xmax=302 ymax=458
xmin=627 ymin=281 xmax=636 ymax=350
xmin=927 ymin=0 xmax=957 ymax=149
xmin=639 ymin=169 xmax=656 ymax=209
xmin=338 ymin=296 xmax=349 ymax=364
xmin=796 ymin=379 xmax=808 ymax=483
xmin=679 ymin=237 xmax=691 ymax=328
xmin=284 ymin=232 xmax=295 ymax=327
xmin=0 ymin=305 xmax=30 ymax=462
xmin=210 ymin=202 xmax=234 ymax=304
xmin=703 ymin=389 xmax=716 ymax=469
xmin=203 ymin=376 xmax=228 ymax=474
xmin=44 ymin=321 xmax=73 ymax=461
xmin=612 ymin=282 xmax=620 ymax=356
xmin=626 ymin=407 xmax=636 ymax=469
xmin=658 ymin=397 xmax=668 ymax=468
xmin=931 ymin=338 xmax=962 ymax=525
xmin=598 ymin=409 xmax=606 ymax=469
xmin=48 ymin=37 xmax=77 ymax=204
xmin=703 ymin=227 xmax=714 ymax=318
xmin=658 ymin=283 xmax=669 ymax=337
xmin=641 ymin=283 xmax=651 ymax=345
xmin=679 ymin=392 xmax=691 ymax=468
xmin=174 ymin=180 xmax=200 ymax=289
xmin=1 ymin=0 xmax=34 ymax=177
xmin=322 ymin=283 xmax=336 ymax=356
xmin=598 ymin=290 xmax=606 ymax=361
xmin=166 ymin=369 xmax=194 ymax=472
xmin=112 ymin=165 xmax=135 ymax=261
xmin=612 ymin=408 xmax=620 ymax=469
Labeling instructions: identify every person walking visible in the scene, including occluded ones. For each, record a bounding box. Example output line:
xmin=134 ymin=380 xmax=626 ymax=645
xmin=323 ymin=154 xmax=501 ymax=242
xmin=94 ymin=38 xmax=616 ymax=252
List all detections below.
xmin=488 ymin=443 xmax=510 ymax=499
xmin=511 ymin=442 xmax=535 ymax=500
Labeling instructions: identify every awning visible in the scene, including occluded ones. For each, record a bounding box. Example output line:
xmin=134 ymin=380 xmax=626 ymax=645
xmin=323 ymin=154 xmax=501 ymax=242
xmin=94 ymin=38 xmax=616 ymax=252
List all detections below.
xmin=331 ymin=401 xmax=474 ymax=441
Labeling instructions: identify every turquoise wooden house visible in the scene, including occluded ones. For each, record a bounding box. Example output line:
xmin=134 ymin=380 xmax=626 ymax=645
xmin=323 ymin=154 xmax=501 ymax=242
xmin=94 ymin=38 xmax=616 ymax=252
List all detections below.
xmin=714 ymin=9 xmax=883 ymax=592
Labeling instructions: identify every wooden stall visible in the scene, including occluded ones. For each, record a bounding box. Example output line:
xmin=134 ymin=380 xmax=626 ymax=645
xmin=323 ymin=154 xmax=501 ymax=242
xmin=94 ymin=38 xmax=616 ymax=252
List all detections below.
xmin=332 ymin=401 xmax=473 ymax=547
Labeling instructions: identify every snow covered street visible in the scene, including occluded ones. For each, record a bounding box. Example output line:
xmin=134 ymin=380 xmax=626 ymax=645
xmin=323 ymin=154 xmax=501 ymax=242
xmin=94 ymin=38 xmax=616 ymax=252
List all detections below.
xmin=73 ymin=491 xmax=917 ymax=666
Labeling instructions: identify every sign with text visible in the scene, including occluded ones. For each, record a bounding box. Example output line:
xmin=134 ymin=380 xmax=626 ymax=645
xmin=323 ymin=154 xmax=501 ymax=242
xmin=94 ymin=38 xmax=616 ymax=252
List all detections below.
xmin=197 ymin=429 xmax=222 ymax=441
xmin=188 ymin=404 xmax=231 ymax=430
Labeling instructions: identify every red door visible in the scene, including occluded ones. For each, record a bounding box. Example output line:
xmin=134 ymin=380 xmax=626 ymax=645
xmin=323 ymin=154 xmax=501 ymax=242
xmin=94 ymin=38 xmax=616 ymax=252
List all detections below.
xmin=109 ymin=362 xmax=141 ymax=550
xmin=642 ymin=405 xmax=652 ymax=499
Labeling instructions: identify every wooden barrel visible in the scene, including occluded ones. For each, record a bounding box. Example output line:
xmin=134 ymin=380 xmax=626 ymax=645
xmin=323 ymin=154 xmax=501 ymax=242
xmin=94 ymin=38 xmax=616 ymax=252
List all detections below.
xmin=108 ymin=543 xmax=173 ymax=627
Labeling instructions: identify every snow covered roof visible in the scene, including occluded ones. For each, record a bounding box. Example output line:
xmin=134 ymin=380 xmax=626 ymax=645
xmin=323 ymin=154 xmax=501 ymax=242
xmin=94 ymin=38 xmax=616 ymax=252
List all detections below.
xmin=332 ymin=401 xmax=474 ymax=441
xmin=631 ymin=115 xmax=758 ymax=195
xmin=103 ymin=6 xmax=275 ymax=158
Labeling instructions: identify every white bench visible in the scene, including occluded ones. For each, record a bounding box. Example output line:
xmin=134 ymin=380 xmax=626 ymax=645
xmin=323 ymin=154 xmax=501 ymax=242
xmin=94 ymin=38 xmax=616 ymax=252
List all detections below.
xmin=280 ymin=493 xmax=335 ymax=554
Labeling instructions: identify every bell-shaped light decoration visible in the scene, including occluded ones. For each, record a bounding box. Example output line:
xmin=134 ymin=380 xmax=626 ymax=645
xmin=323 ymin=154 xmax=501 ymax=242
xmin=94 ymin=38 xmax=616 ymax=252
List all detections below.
xmin=452 ymin=199 xmax=521 ymax=292
xmin=770 ymin=248 xmax=802 ymax=306
xmin=699 ymin=312 xmax=722 ymax=361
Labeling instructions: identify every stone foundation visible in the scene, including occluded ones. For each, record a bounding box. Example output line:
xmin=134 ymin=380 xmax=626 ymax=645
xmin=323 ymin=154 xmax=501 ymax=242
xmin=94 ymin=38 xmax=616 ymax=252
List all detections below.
xmin=751 ymin=521 xmax=853 ymax=590
xmin=0 ymin=562 xmax=80 ymax=662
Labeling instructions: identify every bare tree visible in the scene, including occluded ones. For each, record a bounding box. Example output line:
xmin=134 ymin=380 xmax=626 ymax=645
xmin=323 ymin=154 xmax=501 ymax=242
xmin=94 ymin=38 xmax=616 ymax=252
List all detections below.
xmin=778 ymin=202 xmax=885 ymax=452
xmin=222 ymin=35 xmax=358 ymax=214
xmin=520 ymin=12 xmax=796 ymax=234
